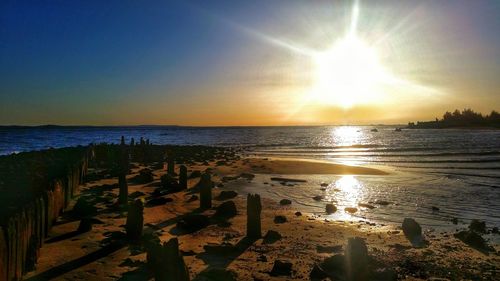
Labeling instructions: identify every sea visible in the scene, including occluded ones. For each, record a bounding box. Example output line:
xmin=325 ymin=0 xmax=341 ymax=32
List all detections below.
xmin=1 ymin=125 xmax=499 ymax=239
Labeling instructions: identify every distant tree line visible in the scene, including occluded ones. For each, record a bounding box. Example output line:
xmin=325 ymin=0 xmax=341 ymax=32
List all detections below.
xmin=407 ymin=109 xmax=500 ymax=129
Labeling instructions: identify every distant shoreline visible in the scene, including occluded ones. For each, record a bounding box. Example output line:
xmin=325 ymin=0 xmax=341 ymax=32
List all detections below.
xmin=406 ymin=109 xmax=500 ymax=129
xmin=406 ymin=125 xmax=500 ymax=130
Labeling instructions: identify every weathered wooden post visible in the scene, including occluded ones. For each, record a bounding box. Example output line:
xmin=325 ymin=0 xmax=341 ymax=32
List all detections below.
xmin=199 ymin=173 xmax=213 ymax=209
xmin=345 ymin=237 xmax=369 ymax=281
xmin=247 ymin=193 xmax=262 ymax=238
xmin=146 ymin=238 xmax=190 ymax=281
xmin=130 ymin=138 xmax=135 ymax=146
xmin=118 ymin=136 xmax=129 ymax=206
xmin=179 ymin=165 xmax=188 ymax=190
xmin=167 ymin=157 xmax=175 ymax=175
xmin=126 ymin=199 xmax=144 ymax=241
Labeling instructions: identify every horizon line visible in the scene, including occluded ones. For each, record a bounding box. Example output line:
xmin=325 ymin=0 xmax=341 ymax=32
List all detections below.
xmin=0 ymin=123 xmax=408 ymax=128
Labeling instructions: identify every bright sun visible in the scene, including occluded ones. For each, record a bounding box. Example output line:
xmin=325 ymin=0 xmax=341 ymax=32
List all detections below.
xmin=311 ymin=35 xmax=387 ymax=108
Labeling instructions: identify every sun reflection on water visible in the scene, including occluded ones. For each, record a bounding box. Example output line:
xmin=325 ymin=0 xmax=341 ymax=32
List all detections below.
xmin=329 ymin=126 xmax=367 ymax=165
xmin=331 ymin=126 xmax=362 ymax=147
xmin=325 ymin=175 xmax=364 ymax=219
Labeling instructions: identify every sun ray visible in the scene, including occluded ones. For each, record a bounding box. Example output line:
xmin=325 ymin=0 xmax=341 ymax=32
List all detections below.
xmin=190 ymin=0 xmax=444 ymax=113
xmin=349 ymin=0 xmax=360 ymax=36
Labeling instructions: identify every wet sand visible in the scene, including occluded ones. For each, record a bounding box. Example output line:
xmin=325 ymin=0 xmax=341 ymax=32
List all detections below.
xmin=23 ymin=158 xmax=499 ymax=280
xmin=216 ymin=158 xmax=390 ymax=175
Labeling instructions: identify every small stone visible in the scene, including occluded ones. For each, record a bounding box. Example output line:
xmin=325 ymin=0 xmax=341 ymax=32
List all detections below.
xmin=358 ymin=203 xmax=375 ymax=209
xmin=270 ymin=260 xmax=293 ymax=276
xmin=177 ymin=214 xmax=210 ymax=232
xmin=145 ymin=197 xmax=173 ymax=207
xmin=214 ymin=201 xmax=237 ymax=218
xmin=344 ymin=207 xmax=358 ymax=214
xmin=279 ymin=199 xmax=292 ymax=205
xmin=263 ymin=230 xmax=282 ymax=244
xmin=375 ymin=200 xmax=391 ymax=206
xmin=454 ymin=230 xmax=493 ymax=252
xmin=217 ymin=190 xmax=238 ymax=200
xmin=313 ymin=195 xmax=324 ymax=201
xmin=326 ymin=204 xmax=337 ymax=214
xmin=274 ymin=215 xmax=287 ymax=224
xmin=239 ymin=173 xmax=255 ymax=180
xmin=129 ymin=191 xmax=145 ymax=199
xmin=469 ymin=219 xmax=486 ymax=233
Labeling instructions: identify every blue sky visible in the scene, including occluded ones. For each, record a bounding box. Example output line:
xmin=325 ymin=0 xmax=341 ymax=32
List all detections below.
xmin=1 ymin=0 xmax=499 ymax=125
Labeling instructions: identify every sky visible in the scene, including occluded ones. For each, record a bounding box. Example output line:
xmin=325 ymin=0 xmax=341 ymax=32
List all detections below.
xmin=1 ymin=0 xmax=499 ymax=126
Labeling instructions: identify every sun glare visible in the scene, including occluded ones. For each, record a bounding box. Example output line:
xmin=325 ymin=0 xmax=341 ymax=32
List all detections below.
xmin=311 ymin=35 xmax=387 ymax=108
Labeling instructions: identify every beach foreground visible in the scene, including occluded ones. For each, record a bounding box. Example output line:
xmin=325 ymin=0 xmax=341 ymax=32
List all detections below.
xmin=22 ymin=152 xmax=499 ymax=281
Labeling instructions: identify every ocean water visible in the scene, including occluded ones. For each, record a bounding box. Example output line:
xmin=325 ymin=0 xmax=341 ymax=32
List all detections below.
xmin=1 ymin=126 xmax=499 ymax=236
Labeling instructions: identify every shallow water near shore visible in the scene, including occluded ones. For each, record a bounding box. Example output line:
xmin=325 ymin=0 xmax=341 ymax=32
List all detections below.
xmin=1 ymin=125 xmax=499 ymax=243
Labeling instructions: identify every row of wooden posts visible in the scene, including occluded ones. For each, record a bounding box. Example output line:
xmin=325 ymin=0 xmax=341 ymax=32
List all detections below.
xmin=0 ymin=148 xmax=90 ymax=281
xmin=117 ymin=139 xmax=262 ymax=281
xmin=124 ymin=168 xmax=262 ymax=238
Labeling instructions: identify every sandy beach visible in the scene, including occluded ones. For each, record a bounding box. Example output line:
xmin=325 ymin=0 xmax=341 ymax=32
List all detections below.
xmin=22 ymin=155 xmax=499 ymax=281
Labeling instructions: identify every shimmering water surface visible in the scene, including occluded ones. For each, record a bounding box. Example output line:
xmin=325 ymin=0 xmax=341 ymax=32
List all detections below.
xmin=1 ymin=126 xmax=499 ymax=236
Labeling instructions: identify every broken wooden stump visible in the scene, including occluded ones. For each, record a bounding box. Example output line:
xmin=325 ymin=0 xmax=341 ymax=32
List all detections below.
xmin=125 ymin=199 xmax=144 ymax=241
xmin=179 ymin=165 xmax=188 ymax=190
xmin=77 ymin=218 xmax=93 ymax=233
xmin=146 ymin=238 xmax=190 ymax=281
xmin=246 ymin=193 xmax=262 ymax=239
xmin=199 ymin=173 xmax=213 ymax=209
xmin=167 ymin=157 xmax=175 ymax=175
xmin=118 ymin=174 xmax=128 ymax=206
xmin=345 ymin=237 xmax=369 ymax=281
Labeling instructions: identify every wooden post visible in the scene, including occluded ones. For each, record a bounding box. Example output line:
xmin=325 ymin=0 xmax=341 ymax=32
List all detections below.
xmin=179 ymin=165 xmax=188 ymax=190
xmin=345 ymin=237 xmax=369 ymax=281
xmin=147 ymin=238 xmax=190 ymax=281
xmin=126 ymin=199 xmax=144 ymax=241
xmin=199 ymin=173 xmax=213 ymax=209
xmin=247 ymin=193 xmax=262 ymax=238
xmin=167 ymin=158 xmax=175 ymax=175
xmin=118 ymin=136 xmax=129 ymax=206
